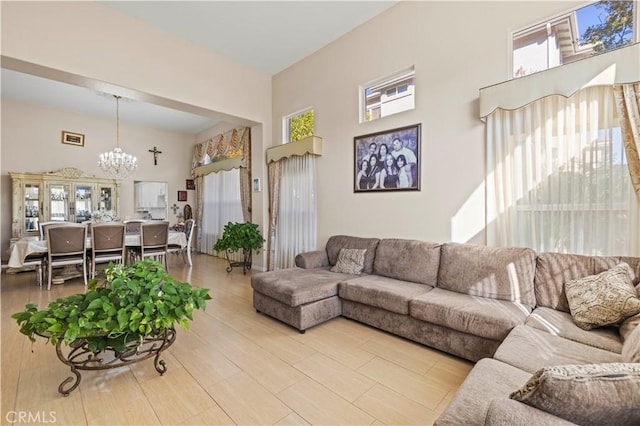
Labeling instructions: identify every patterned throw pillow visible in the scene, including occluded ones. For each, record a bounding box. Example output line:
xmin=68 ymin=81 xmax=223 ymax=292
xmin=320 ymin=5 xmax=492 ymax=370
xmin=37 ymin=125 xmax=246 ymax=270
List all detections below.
xmin=330 ymin=248 xmax=367 ymax=275
xmin=510 ymin=363 xmax=640 ymax=426
xmin=565 ymin=262 xmax=640 ymax=330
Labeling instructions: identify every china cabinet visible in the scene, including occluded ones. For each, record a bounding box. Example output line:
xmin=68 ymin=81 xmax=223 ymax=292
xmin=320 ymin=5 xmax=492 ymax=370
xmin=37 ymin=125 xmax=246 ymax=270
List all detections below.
xmin=10 ymin=168 xmax=120 ymax=239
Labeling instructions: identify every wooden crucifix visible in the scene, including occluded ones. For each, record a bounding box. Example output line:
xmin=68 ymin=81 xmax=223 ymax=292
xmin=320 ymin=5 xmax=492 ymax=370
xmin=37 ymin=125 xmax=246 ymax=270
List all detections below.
xmin=148 ymin=146 xmax=163 ymax=165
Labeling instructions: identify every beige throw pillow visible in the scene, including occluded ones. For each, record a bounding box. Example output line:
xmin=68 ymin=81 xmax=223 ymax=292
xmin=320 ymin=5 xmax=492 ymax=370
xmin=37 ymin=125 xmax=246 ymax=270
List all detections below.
xmin=330 ymin=248 xmax=366 ymax=275
xmin=510 ymin=363 xmax=640 ymax=426
xmin=565 ymin=262 xmax=640 ymax=330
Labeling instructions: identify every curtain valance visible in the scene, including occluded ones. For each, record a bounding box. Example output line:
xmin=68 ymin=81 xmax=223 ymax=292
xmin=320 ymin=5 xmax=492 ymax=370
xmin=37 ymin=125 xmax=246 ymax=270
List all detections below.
xmin=192 ymin=126 xmax=250 ymax=177
xmin=266 ymin=135 xmax=323 ymax=163
xmin=479 ymin=43 xmax=640 ymax=120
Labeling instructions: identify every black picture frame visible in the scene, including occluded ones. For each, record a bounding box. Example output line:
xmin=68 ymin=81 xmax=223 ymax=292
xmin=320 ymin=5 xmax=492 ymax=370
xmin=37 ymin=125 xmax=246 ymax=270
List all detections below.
xmin=186 ymin=179 xmax=195 ymax=190
xmin=177 ymin=190 xmax=187 ymax=202
xmin=354 ymin=123 xmax=421 ymax=192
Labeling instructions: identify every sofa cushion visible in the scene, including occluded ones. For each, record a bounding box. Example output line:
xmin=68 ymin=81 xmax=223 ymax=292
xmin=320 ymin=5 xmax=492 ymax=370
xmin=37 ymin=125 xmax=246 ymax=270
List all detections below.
xmin=621 ymin=313 xmax=640 ymax=342
xmin=325 ymin=235 xmax=379 ymax=274
xmin=437 ymin=243 xmax=537 ymax=308
xmin=295 ymin=250 xmax=329 ymax=269
xmin=330 ymin=248 xmax=367 ymax=275
xmin=510 ymin=363 xmax=640 ymax=426
xmin=434 ymin=358 xmax=531 ymax=426
xmin=409 ymin=288 xmax=530 ymax=341
xmin=525 ymin=307 xmax=622 ymax=353
xmin=622 ymin=323 xmax=640 ymax=363
xmin=534 ymin=252 xmax=620 ymax=312
xmin=494 ymin=325 xmax=621 ymax=374
xmin=338 ymin=275 xmax=432 ymax=315
xmin=251 ymin=267 xmax=355 ymax=307
xmin=565 ymin=262 xmax=640 ymax=330
xmin=484 ymin=398 xmax=577 ymax=425
xmin=372 ymin=238 xmax=441 ymax=285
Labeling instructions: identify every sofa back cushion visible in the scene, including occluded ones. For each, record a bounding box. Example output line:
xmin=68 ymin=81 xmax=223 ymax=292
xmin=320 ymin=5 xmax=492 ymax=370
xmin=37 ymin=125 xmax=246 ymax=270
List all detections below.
xmin=534 ymin=253 xmax=640 ymax=313
xmin=373 ymin=239 xmax=441 ymax=285
xmin=437 ymin=242 xmax=537 ymax=308
xmin=325 ymin=235 xmax=380 ymax=274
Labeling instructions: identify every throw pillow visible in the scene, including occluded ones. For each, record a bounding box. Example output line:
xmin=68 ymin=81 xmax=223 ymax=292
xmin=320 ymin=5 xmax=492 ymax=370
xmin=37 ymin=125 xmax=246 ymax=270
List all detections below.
xmin=330 ymin=248 xmax=367 ymax=275
xmin=564 ymin=262 xmax=640 ymax=330
xmin=510 ymin=363 xmax=640 ymax=426
xmin=622 ymin=323 xmax=640 ymax=363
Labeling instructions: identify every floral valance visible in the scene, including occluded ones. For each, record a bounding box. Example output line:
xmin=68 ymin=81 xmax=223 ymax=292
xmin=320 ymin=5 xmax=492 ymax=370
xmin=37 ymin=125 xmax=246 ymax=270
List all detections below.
xmin=192 ymin=127 xmax=250 ymax=174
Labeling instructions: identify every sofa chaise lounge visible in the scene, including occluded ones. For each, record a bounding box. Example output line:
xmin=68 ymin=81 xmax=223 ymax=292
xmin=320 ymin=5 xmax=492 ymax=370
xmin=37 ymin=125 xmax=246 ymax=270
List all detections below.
xmin=251 ymin=235 xmax=640 ymax=425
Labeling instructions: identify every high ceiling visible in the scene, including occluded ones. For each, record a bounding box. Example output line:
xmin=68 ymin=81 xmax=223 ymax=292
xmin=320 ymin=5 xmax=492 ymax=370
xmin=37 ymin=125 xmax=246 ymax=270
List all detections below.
xmin=1 ymin=1 xmax=397 ymax=134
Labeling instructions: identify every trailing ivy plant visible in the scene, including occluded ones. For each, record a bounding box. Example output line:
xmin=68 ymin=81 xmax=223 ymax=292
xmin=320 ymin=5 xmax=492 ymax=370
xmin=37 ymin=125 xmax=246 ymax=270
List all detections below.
xmin=213 ymin=221 xmax=265 ymax=253
xmin=12 ymin=260 xmax=211 ymax=353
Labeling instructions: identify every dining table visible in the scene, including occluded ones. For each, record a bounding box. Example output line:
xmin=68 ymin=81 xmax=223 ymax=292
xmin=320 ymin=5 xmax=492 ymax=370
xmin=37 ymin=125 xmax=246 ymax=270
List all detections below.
xmin=7 ymin=231 xmax=188 ymax=268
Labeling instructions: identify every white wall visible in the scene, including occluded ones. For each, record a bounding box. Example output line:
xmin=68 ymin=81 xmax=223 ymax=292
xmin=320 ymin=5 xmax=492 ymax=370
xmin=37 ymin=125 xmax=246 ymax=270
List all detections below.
xmin=272 ymin=1 xmax=580 ymax=248
xmin=0 ymin=99 xmax=195 ymax=255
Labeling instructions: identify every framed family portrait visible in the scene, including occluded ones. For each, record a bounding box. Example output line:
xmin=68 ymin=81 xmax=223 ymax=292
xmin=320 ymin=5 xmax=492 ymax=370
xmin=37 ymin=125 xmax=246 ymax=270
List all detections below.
xmin=61 ymin=131 xmax=85 ymax=147
xmin=354 ymin=123 xmax=421 ymax=192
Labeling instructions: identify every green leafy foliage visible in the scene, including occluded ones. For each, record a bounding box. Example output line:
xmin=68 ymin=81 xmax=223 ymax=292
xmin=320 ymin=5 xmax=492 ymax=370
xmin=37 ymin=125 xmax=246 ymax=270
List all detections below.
xmin=289 ymin=110 xmax=314 ymax=142
xmin=213 ymin=221 xmax=265 ymax=253
xmin=580 ymin=1 xmax=634 ymax=52
xmin=11 ymin=260 xmax=211 ymax=353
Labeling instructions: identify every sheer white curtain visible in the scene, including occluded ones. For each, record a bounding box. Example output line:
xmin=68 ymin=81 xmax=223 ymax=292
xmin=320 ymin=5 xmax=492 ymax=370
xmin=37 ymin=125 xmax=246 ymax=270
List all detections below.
xmin=200 ymin=168 xmax=243 ymax=257
xmin=487 ymin=85 xmax=638 ymax=256
xmin=274 ymin=154 xmax=317 ymax=269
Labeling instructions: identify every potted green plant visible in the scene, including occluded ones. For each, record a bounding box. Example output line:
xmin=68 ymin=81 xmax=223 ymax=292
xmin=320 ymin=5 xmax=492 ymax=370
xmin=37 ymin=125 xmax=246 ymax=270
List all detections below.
xmin=11 ymin=259 xmax=211 ymax=396
xmin=213 ymin=221 xmax=265 ymax=274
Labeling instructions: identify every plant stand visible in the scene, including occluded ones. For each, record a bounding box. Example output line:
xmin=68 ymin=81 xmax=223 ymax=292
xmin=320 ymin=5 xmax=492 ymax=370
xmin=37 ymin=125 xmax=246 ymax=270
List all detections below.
xmin=51 ymin=327 xmax=176 ymax=396
xmin=224 ymin=248 xmax=252 ymax=275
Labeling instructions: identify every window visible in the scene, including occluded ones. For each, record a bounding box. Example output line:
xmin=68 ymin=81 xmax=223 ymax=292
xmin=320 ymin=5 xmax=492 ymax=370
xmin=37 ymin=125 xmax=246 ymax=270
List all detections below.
xmin=361 ymin=67 xmax=415 ymax=123
xmin=486 ymin=85 xmax=636 ymax=256
xmin=273 ymin=154 xmax=317 ymax=269
xmin=512 ymin=1 xmax=636 ymax=78
xmin=283 ymin=108 xmax=314 ymax=143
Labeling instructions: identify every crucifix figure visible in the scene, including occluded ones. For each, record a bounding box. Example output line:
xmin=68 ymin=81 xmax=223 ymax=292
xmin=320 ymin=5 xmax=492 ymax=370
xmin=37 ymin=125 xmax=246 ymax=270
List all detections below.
xmin=148 ymin=146 xmax=163 ymax=165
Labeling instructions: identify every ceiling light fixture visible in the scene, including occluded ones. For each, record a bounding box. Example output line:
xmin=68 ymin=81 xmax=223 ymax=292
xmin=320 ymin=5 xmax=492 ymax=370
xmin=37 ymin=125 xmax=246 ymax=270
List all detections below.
xmin=98 ymin=95 xmax=138 ymax=180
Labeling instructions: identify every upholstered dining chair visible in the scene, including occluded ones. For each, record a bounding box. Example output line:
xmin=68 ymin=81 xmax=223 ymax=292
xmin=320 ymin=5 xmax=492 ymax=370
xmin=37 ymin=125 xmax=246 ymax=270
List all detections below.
xmin=123 ymin=219 xmax=146 ymax=233
xmin=40 ymin=220 xmax=73 ymax=239
xmin=45 ymin=224 xmax=88 ymax=290
xmin=132 ymin=221 xmax=169 ymax=270
xmin=89 ymin=223 xmax=126 ymax=278
xmin=168 ymin=218 xmax=195 ymax=266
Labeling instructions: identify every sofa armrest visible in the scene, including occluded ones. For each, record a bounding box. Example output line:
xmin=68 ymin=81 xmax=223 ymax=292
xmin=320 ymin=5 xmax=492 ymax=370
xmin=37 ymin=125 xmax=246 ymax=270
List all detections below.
xmin=295 ymin=250 xmax=330 ymax=269
xmin=484 ymin=399 xmax=576 ymax=425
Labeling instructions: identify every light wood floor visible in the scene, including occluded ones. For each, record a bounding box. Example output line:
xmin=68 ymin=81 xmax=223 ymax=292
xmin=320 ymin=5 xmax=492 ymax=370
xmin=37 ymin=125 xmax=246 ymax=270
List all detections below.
xmin=1 ymin=254 xmax=473 ymax=425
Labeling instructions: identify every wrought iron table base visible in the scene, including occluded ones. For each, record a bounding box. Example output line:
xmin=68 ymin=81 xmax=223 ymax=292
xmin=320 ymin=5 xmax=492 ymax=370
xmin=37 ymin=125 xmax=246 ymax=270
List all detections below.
xmin=224 ymin=249 xmax=252 ymax=275
xmin=54 ymin=328 xmax=176 ymax=396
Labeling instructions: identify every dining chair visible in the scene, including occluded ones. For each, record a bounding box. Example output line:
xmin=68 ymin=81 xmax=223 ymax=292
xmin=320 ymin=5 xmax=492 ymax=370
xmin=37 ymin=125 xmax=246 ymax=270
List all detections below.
xmin=168 ymin=218 xmax=195 ymax=266
xmin=40 ymin=220 xmax=73 ymax=239
xmin=45 ymin=224 xmax=88 ymax=290
xmin=23 ymin=253 xmax=46 ymax=287
xmin=89 ymin=223 xmax=126 ymax=278
xmin=123 ymin=219 xmax=146 ymax=233
xmin=132 ymin=221 xmax=169 ymax=270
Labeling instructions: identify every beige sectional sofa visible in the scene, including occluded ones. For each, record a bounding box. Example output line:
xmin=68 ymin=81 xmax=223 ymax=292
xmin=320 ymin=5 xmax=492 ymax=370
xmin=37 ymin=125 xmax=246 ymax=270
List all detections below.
xmin=251 ymin=235 xmax=640 ymax=425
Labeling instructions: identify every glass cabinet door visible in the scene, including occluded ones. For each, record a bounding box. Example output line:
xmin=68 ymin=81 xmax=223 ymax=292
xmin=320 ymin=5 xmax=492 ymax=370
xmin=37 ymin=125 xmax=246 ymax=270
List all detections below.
xmin=49 ymin=184 xmax=70 ymax=222
xmin=74 ymin=185 xmax=93 ymax=223
xmin=24 ymin=183 xmax=41 ymax=234
xmin=99 ymin=186 xmax=113 ymax=211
